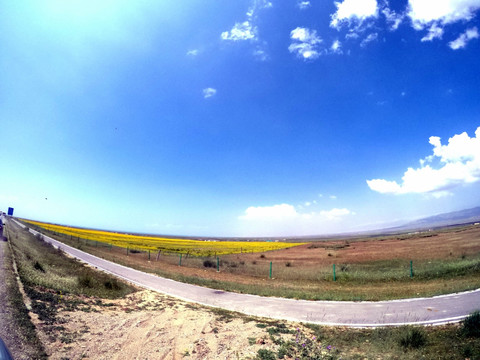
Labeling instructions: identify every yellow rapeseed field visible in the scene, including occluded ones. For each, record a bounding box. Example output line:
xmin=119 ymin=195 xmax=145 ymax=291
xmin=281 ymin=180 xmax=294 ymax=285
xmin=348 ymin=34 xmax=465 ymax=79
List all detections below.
xmin=22 ymin=219 xmax=304 ymax=256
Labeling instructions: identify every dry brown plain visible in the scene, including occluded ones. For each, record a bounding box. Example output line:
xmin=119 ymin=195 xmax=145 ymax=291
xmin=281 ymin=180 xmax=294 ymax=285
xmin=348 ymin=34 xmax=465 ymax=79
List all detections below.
xmin=41 ymin=223 xmax=480 ymax=301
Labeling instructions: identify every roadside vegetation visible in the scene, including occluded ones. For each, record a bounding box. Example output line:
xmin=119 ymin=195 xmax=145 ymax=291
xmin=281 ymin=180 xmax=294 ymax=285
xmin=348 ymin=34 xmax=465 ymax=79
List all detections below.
xmin=23 ymin=219 xmax=480 ymax=301
xmin=1 ymin=229 xmax=47 ymax=359
xmin=4 ymin=219 xmax=480 ymax=359
xmin=4 ymin=219 xmax=137 ymax=355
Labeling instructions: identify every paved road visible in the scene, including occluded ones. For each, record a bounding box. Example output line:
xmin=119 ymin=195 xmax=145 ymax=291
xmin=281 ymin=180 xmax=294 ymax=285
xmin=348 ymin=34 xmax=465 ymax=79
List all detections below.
xmin=13 ymin=219 xmax=480 ymax=328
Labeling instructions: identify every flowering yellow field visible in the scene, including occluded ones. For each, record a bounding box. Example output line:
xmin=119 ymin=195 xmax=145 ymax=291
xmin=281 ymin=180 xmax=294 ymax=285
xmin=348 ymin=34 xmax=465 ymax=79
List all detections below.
xmin=22 ymin=219 xmax=304 ymax=256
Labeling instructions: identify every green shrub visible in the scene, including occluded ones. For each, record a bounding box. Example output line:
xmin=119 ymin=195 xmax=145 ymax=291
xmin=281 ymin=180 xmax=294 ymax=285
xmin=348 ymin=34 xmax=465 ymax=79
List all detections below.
xmin=33 ymin=261 xmax=45 ymax=272
xmin=398 ymin=327 xmax=427 ymax=350
xmin=462 ymin=310 xmax=480 ymax=338
xmin=203 ymin=259 xmax=216 ymax=268
xmin=77 ymin=273 xmax=94 ymax=288
xmin=257 ymin=349 xmax=276 ymax=360
xmin=104 ymin=279 xmax=121 ymax=290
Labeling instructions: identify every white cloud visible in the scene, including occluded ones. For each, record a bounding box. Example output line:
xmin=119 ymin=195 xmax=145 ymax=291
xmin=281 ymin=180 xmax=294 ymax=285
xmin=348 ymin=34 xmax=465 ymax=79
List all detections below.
xmin=421 ymin=24 xmax=444 ymax=41
xmin=186 ymin=49 xmax=198 ymax=56
xmin=367 ymin=126 xmax=480 ymax=197
xmin=331 ymin=0 xmax=378 ymax=29
xmin=253 ymin=47 xmax=269 ymax=61
xmin=408 ymin=0 xmax=480 ymax=43
xmin=221 ymin=0 xmax=272 ymax=43
xmin=240 ymin=204 xmax=298 ymax=220
xmin=297 ymin=1 xmax=311 ymax=10
xmin=202 ymin=88 xmax=217 ymax=98
xmin=331 ymin=39 xmax=343 ymax=53
xmin=288 ymin=27 xmax=322 ymax=59
xmin=319 ymin=208 xmax=353 ymax=220
xmin=408 ymin=0 xmax=480 ymax=29
xmin=449 ymin=27 xmax=479 ymax=49
xmin=329 ymin=195 xmax=337 ymax=199
xmin=221 ymin=21 xmax=257 ymax=41
xmin=360 ymin=32 xmax=378 ymax=47
xmin=382 ymin=7 xmax=404 ymax=30
xmin=238 ymin=203 xmax=355 ymax=235
xmin=239 ymin=204 xmax=353 ymax=221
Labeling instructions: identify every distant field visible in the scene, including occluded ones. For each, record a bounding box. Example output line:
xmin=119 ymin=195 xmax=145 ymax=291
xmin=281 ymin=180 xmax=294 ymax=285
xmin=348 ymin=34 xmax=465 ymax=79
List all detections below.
xmin=21 ymin=219 xmax=304 ymax=256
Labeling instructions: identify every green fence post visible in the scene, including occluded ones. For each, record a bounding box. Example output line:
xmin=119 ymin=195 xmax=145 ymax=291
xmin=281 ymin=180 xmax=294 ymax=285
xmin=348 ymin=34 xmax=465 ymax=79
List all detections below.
xmin=179 ymin=254 xmax=182 ymax=266
xmin=269 ymin=261 xmax=272 ymax=279
xmin=217 ymin=257 xmax=220 ymax=272
xmin=148 ymin=250 xmax=150 ymax=261
xmin=127 ymin=247 xmax=129 ymax=256
xmin=333 ymin=264 xmax=336 ymax=282
xmin=410 ymin=260 xmax=413 ymax=278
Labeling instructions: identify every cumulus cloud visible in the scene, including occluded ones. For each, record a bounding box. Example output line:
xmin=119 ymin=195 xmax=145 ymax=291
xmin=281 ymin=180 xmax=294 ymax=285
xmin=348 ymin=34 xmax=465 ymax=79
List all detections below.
xmin=449 ymin=27 xmax=479 ymax=49
xmin=221 ymin=0 xmax=272 ymax=42
xmin=367 ymin=126 xmax=480 ymax=197
xmin=330 ymin=39 xmax=343 ymax=53
xmin=288 ymin=27 xmax=322 ymax=59
xmin=202 ymin=88 xmax=217 ymax=98
xmin=221 ymin=21 xmax=257 ymax=41
xmin=330 ymin=0 xmax=378 ymax=29
xmin=408 ymin=0 xmax=480 ymax=29
xmin=408 ymin=0 xmax=480 ymax=44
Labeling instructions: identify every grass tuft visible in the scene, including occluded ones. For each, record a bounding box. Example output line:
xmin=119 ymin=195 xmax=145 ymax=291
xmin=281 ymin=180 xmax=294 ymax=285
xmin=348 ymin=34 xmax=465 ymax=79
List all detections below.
xmin=398 ymin=326 xmax=427 ymax=350
xmin=462 ymin=310 xmax=480 ymax=338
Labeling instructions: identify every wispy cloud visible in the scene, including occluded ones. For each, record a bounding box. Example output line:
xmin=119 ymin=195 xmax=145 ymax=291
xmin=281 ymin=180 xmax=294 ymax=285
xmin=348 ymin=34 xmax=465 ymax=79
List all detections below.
xmin=449 ymin=27 xmax=479 ymax=49
xmin=239 ymin=203 xmax=353 ymax=221
xmin=360 ymin=32 xmax=378 ymax=47
xmin=421 ymin=24 xmax=444 ymax=41
xmin=288 ymin=27 xmax=322 ymax=59
xmin=367 ymin=126 xmax=480 ymax=197
xmin=186 ymin=49 xmax=199 ymax=56
xmin=297 ymin=1 xmax=311 ymax=10
xmin=382 ymin=7 xmax=404 ymax=31
xmin=202 ymin=88 xmax=217 ymax=98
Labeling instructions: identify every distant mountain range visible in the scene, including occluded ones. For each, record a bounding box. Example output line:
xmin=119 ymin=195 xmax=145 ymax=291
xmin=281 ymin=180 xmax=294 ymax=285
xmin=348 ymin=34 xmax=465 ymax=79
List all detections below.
xmin=390 ymin=206 xmax=480 ymax=232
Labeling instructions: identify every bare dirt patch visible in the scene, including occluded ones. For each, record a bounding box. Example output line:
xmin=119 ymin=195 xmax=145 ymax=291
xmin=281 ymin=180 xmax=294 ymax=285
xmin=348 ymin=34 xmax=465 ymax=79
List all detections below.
xmin=35 ymin=290 xmax=289 ymax=360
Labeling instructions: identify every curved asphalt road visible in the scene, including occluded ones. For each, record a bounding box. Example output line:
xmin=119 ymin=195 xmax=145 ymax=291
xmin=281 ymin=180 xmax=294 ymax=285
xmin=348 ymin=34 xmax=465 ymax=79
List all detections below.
xmin=12 ymin=219 xmax=480 ymax=328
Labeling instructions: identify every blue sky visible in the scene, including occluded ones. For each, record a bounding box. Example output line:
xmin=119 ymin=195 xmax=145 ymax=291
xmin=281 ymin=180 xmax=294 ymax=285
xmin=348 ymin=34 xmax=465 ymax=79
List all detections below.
xmin=1 ymin=0 xmax=479 ymax=237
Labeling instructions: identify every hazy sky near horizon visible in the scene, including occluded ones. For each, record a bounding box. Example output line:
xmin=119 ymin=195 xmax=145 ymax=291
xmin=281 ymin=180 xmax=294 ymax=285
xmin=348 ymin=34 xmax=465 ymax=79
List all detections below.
xmin=1 ymin=0 xmax=480 ymax=237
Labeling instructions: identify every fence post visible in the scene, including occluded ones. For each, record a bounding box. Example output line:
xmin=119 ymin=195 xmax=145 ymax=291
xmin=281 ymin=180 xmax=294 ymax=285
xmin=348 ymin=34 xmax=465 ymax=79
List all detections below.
xmin=127 ymin=247 xmax=129 ymax=256
xmin=156 ymin=250 xmax=161 ymax=261
xmin=410 ymin=260 xmax=413 ymax=278
xmin=333 ymin=264 xmax=336 ymax=281
xmin=217 ymin=257 xmax=220 ymax=272
xmin=148 ymin=250 xmax=150 ymax=261
xmin=269 ymin=261 xmax=272 ymax=279
xmin=179 ymin=254 xmax=182 ymax=266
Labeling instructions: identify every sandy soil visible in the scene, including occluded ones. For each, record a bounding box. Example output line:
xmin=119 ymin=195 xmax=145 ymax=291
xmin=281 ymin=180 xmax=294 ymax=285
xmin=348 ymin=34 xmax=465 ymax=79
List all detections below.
xmin=33 ymin=290 xmax=293 ymax=360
